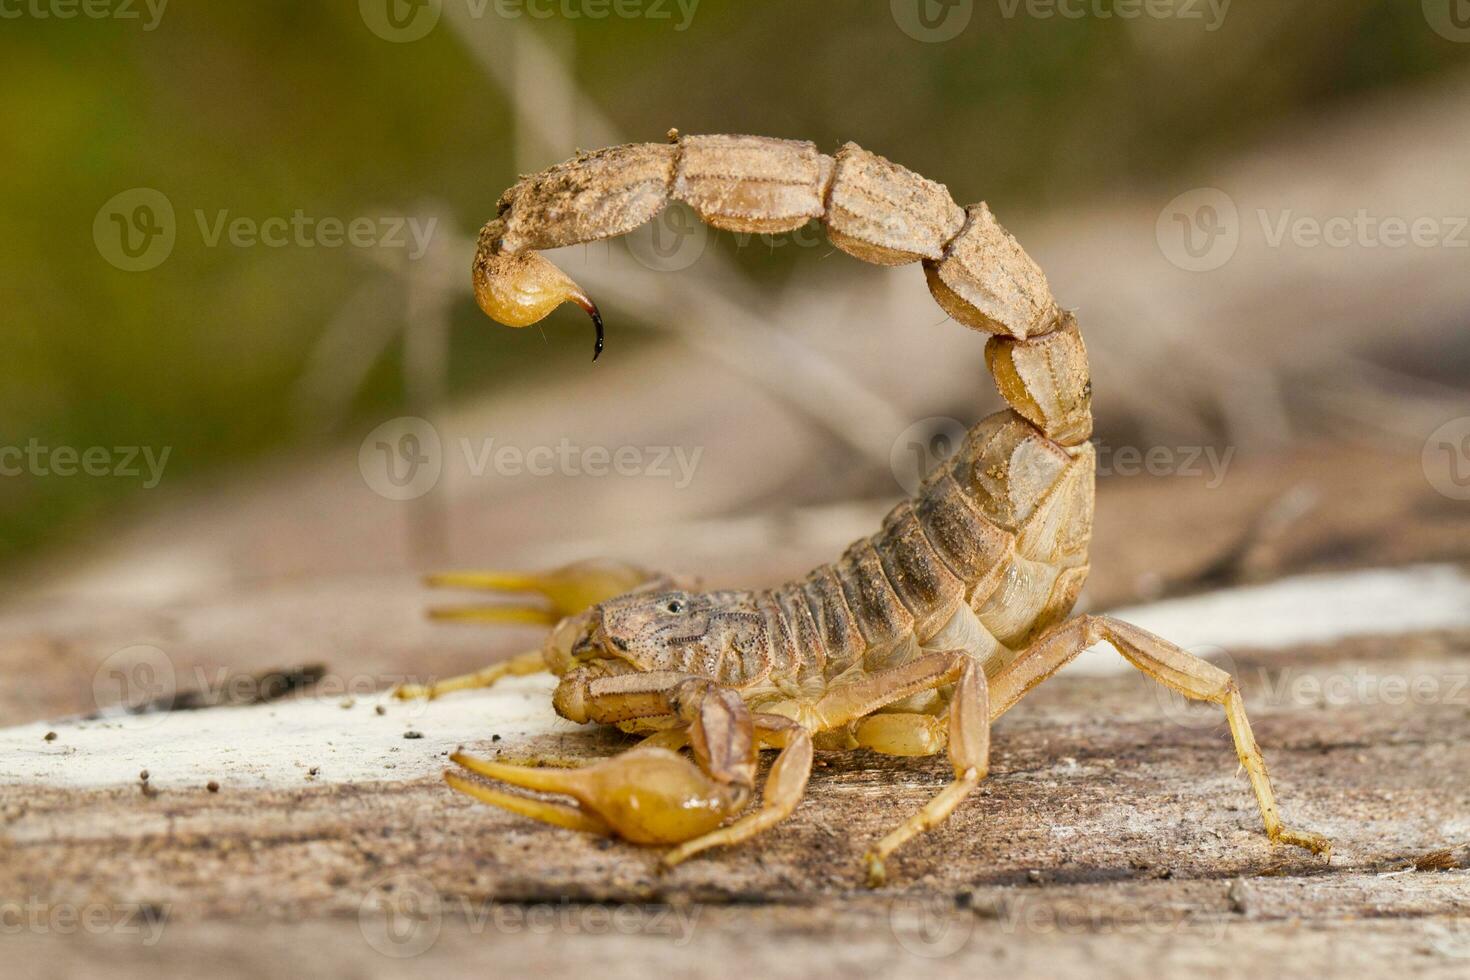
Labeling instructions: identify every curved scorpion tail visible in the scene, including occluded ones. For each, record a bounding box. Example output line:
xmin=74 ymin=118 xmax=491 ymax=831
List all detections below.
xmin=472 ymin=133 xmax=1092 ymax=449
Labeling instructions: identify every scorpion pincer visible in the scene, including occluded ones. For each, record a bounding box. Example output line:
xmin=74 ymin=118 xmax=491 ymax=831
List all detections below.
xmin=396 ymin=132 xmax=1332 ymax=885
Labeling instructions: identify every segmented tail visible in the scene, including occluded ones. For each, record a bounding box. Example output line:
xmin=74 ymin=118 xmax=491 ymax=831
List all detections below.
xmin=473 ymin=132 xmax=1092 ymax=449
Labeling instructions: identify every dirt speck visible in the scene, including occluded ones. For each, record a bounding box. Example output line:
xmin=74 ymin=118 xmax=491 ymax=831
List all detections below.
xmin=43 ymin=732 xmax=57 ymax=742
xmin=206 ymin=781 xmax=220 ymax=793
xmin=403 ymin=731 xmax=423 ymax=740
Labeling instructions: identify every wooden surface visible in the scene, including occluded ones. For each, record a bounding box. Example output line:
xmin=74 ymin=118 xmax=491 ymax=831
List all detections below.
xmin=4 ymin=443 xmax=1470 ymax=979
xmin=3 ymin=629 xmax=1470 ymax=978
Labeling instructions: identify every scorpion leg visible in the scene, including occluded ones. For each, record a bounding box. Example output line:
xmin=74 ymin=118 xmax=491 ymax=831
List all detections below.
xmin=423 ymin=558 xmax=661 ymax=625
xmin=395 ymin=559 xmax=669 ymax=700
xmin=393 ymin=647 xmax=546 ymax=701
xmin=803 ymin=650 xmax=992 ymax=885
xmin=990 ymin=615 xmax=1332 ymax=858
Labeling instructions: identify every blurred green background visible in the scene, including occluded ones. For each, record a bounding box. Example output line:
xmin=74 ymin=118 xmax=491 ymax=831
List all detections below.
xmin=3 ymin=0 xmax=1467 ymax=567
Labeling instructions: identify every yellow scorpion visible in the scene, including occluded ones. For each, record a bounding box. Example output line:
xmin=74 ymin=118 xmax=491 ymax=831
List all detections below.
xmin=398 ymin=132 xmax=1331 ymax=885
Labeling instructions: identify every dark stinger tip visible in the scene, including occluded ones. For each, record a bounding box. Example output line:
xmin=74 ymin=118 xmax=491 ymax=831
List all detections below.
xmin=590 ymin=305 xmax=605 ymax=361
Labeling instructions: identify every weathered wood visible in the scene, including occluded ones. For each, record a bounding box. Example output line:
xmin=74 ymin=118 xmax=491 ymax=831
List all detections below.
xmin=3 ymin=624 xmax=1469 ymax=978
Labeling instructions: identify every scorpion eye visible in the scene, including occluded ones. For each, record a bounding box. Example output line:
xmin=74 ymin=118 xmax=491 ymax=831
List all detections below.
xmin=665 ymin=599 xmax=685 ymax=614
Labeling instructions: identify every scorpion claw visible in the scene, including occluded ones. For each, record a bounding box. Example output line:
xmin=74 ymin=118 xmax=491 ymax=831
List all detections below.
xmin=448 ymin=747 xmax=745 ymax=846
xmin=424 ymin=560 xmax=658 ymax=624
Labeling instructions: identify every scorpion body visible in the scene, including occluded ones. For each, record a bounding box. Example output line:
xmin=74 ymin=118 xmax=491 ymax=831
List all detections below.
xmin=405 ymin=133 xmax=1330 ymax=884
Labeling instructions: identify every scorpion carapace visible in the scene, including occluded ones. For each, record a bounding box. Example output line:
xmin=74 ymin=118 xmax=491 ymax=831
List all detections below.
xmin=402 ymin=133 xmax=1330 ymax=885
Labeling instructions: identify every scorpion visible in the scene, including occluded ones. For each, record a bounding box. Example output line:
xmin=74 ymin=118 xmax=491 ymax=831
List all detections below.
xmin=397 ymin=131 xmax=1332 ymax=885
